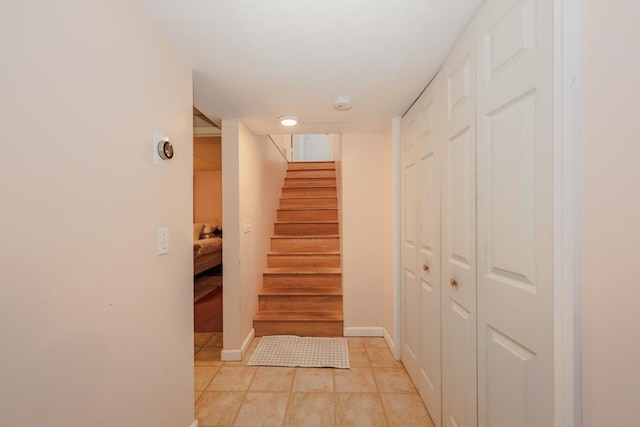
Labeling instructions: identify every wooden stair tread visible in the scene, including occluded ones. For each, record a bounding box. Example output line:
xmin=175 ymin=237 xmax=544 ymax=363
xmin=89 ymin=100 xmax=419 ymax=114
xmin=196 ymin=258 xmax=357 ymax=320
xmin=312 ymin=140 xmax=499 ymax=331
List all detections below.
xmin=280 ymin=196 xmax=337 ymax=199
xmin=259 ymin=288 xmax=342 ymax=296
xmin=268 ymin=251 xmax=340 ymax=255
xmin=283 ymin=185 xmax=336 ymax=188
xmin=254 ymin=311 xmax=343 ymax=321
xmin=275 ymin=220 xmax=339 ymax=224
xmin=264 ymin=267 xmax=341 ymax=275
xmin=271 ymin=235 xmax=339 ymax=239
xmin=278 ymin=207 xmax=337 ymax=211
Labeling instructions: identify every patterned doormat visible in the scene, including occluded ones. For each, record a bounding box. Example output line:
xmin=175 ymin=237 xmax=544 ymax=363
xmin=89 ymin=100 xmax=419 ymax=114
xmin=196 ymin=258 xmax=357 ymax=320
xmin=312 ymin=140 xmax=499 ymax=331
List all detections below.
xmin=248 ymin=335 xmax=350 ymax=369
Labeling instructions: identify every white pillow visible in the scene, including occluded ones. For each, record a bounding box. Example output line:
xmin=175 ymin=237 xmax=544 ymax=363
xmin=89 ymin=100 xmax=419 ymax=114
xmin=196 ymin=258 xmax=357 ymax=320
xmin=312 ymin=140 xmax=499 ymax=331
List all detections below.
xmin=193 ymin=223 xmax=204 ymax=240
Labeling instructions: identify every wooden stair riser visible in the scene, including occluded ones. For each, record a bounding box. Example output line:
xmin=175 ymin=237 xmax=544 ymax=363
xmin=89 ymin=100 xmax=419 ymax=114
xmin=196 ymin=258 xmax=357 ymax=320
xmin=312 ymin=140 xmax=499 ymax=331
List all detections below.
xmin=263 ymin=273 xmax=342 ymax=288
xmin=267 ymin=254 xmax=341 ymax=268
xmin=282 ymin=187 xmax=337 ymax=198
xmin=259 ymin=295 xmax=342 ymax=312
xmin=284 ymin=177 xmax=337 ymax=187
xmin=254 ymin=320 xmax=343 ymax=337
xmin=286 ymin=169 xmax=336 ymax=179
xmin=271 ymin=237 xmax=340 ymax=253
xmin=280 ymin=198 xmax=337 ymax=209
xmin=287 ymin=162 xmax=336 ymax=170
xmin=274 ymin=222 xmax=339 ymax=236
xmin=277 ymin=209 xmax=338 ymax=222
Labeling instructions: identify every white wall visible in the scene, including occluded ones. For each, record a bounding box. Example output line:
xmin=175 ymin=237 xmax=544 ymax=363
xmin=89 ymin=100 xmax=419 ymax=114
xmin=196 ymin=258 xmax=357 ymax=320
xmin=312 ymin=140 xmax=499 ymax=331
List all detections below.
xmin=341 ymin=133 xmax=393 ymax=335
xmin=194 ymin=170 xmax=222 ymax=226
xmin=222 ymin=120 xmax=288 ymax=355
xmin=581 ymin=2 xmax=640 ymax=427
xmin=0 ymin=2 xmax=194 ymax=426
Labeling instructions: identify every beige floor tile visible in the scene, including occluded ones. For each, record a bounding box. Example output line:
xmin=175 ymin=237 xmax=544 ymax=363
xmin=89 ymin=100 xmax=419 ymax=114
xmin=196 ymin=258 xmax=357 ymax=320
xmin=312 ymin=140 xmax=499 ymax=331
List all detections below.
xmin=250 ymin=336 xmax=262 ymax=347
xmin=363 ymin=337 xmax=388 ymax=349
xmin=335 ymin=393 xmax=389 ymax=427
xmin=348 ymin=347 xmax=371 ymax=368
xmin=366 ymin=348 xmax=402 ymax=368
xmin=204 ymin=332 xmax=223 ymax=348
xmin=292 ymin=368 xmax=334 ymax=392
xmin=380 ymin=394 xmax=434 ymax=427
xmin=195 ymin=365 xmax=222 ymax=391
xmin=195 ymin=332 xmax=215 ymax=347
xmin=334 ymin=368 xmax=377 ymax=393
xmin=207 ymin=366 xmax=257 ymax=391
xmin=250 ymin=367 xmax=295 ymax=392
xmin=284 ymin=392 xmax=336 ymax=427
xmin=195 ymin=347 xmax=223 ymax=366
xmin=233 ymin=392 xmax=289 ymax=427
xmin=195 ymin=391 xmax=244 ymax=427
xmin=372 ymin=368 xmax=417 ymax=393
xmin=347 ymin=337 xmax=365 ymax=348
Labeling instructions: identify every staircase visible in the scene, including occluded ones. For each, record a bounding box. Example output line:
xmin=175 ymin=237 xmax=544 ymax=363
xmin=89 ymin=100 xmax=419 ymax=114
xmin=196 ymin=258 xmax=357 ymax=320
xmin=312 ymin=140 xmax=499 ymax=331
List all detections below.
xmin=253 ymin=161 xmax=343 ymax=337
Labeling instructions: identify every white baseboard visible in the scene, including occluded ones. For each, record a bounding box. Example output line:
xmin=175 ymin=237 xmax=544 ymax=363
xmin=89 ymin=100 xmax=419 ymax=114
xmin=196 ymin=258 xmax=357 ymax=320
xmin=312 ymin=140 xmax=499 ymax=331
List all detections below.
xmin=383 ymin=328 xmax=400 ymax=360
xmin=343 ymin=327 xmax=384 ymax=337
xmin=190 ymin=420 xmax=198 ymax=427
xmin=220 ymin=348 xmax=241 ymax=361
xmin=241 ymin=328 xmax=255 ymax=355
xmin=221 ymin=328 xmax=255 ymax=362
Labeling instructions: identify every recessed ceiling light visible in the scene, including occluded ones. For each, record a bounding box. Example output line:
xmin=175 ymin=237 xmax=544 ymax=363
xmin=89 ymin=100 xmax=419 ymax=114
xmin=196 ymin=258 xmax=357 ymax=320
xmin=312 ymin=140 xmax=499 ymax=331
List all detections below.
xmin=334 ymin=96 xmax=352 ymax=111
xmin=279 ymin=115 xmax=298 ymax=126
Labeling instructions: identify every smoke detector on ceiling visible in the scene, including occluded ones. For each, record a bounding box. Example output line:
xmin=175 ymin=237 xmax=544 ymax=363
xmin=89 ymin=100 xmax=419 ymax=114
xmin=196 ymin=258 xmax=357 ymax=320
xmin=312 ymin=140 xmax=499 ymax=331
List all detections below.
xmin=334 ymin=96 xmax=352 ymax=111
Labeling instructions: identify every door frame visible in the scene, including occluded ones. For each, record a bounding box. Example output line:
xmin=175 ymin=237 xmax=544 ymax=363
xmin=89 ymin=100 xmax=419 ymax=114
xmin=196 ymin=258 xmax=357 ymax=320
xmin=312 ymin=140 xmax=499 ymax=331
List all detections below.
xmin=392 ymin=2 xmax=583 ymax=425
xmin=552 ymin=1 xmax=582 ymax=426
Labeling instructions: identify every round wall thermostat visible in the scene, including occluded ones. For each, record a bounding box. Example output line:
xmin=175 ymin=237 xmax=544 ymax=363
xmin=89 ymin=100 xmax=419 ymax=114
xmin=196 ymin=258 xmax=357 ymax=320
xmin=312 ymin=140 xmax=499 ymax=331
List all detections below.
xmin=157 ymin=140 xmax=174 ymax=160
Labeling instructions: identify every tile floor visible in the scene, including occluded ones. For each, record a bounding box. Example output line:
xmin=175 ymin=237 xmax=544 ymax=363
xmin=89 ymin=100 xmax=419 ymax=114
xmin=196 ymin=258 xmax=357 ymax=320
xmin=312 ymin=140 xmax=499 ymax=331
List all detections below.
xmin=194 ymin=333 xmax=435 ymax=427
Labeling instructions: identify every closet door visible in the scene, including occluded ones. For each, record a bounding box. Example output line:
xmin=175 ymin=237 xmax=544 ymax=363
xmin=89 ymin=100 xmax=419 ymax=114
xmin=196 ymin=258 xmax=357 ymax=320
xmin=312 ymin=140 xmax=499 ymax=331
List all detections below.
xmin=475 ymin=1 xmax=554 ymax=426
xmin=401 ymin=104 xmax=420 ymax=383
xmin=416 ymin=77 xmax=442 ymax=427
xmin=440 ymin=22 xmax=477 ymax=427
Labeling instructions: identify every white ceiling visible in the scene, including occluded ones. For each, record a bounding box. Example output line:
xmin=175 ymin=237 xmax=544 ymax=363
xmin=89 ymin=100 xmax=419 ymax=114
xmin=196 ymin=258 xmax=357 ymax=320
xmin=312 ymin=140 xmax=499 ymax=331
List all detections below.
xmin=133 ymin=0 xmax=483 ymax=135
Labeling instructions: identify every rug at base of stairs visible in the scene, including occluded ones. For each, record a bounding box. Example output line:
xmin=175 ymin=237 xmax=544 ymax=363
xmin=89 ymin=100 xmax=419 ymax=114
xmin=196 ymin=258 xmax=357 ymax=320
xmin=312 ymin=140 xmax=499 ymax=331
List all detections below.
xmin=248 ymin=335 xmax=350 ymax=369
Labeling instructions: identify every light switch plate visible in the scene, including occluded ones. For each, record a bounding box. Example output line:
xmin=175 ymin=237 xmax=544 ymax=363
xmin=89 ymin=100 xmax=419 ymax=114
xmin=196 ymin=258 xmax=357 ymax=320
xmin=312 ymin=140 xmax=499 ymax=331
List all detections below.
xmin=157 ymin=228 xmax=169 ymax=255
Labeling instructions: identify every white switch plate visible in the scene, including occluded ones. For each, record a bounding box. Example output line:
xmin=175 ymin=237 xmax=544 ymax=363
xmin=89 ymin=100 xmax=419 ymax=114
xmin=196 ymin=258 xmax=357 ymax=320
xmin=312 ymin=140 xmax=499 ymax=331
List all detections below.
xmin=157 ymin=228 xmax=169 ymax=255
xmin=243 ymin=219 xmax=252 ymax=233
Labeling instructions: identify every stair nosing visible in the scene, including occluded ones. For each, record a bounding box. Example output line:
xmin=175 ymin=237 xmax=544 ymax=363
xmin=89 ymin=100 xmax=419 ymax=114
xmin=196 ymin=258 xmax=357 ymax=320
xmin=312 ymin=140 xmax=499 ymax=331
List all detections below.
xmin=254 ymin=311 xmax=343 ymax=321
xmin=271 ymin=235 xmax=339 ymax=239
xmin=275 ymin=220 xmax=339 ymax=224
xmin=259 ymin=289 xmax=343 ymax=296
xmin=280 ymin=196 xmax=338 ymax=200
xmin=278 ymin=207 xmax=338 ymax=211
xmin=264 ymin=267 xmax=342 ymax=274
xmin=268 ymin=251 xmax=341 ymax=255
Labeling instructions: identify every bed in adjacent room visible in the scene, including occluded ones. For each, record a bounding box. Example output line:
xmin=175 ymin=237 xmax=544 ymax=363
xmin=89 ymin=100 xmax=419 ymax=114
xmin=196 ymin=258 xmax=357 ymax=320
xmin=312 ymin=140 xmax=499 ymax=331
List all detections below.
xmin=193 ymin=223 xmax=222 ymax=275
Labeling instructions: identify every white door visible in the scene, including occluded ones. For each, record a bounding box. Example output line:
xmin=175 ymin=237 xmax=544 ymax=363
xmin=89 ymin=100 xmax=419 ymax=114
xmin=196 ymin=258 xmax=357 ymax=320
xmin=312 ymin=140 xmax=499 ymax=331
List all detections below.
xmin=475 ymin=1 xmax=554 ymax=426
xmin=292 ymin=134 xmax=331 ymax=161
xmin=401 ymin=108 xmax=420 ymax=383
xmin=440 ymin=22 xmax=477 ymax=427
xmin=416 ymin=76 xmax=442 ymax=427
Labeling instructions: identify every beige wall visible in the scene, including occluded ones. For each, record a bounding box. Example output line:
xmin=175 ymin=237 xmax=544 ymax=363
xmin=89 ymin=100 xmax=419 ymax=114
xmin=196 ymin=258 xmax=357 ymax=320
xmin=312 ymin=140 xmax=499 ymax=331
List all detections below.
xmin=341 ymin=133 xmax=393 ymax=334
xmin=0 ymin=2 xmax=194 ymax=426
xmin=269 ymin=134 xmax=292 ymax=161
xmin=581 ymin=2 xmax=640 ymax=426
xmin=194 ymin=170 xmax=222 ymax=226
xmin=222 ymin=120 xmax=288 ymax=355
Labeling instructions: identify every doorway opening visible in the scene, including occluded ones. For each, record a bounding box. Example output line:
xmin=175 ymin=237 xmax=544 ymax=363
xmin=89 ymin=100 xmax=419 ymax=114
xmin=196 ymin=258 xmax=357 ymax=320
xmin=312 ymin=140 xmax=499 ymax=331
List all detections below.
xmin=292 ymin=134 xmax=332 ymax=162
xmin=193 ymin=107 xmax=223 ymax=333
